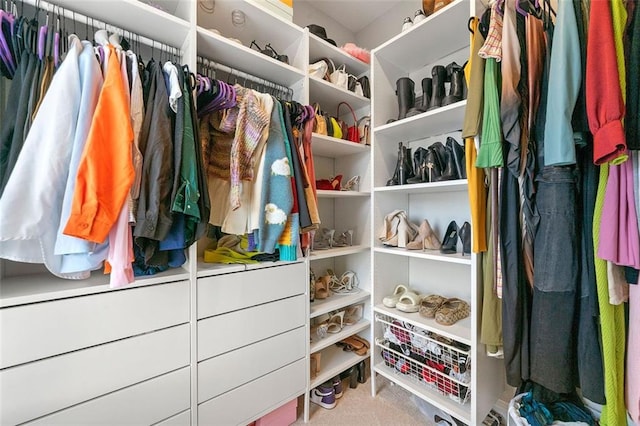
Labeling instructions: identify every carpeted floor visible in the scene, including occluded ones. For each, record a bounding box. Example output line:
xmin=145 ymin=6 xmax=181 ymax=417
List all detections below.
xmin=292 ymin=375 xmax=437 ymax=425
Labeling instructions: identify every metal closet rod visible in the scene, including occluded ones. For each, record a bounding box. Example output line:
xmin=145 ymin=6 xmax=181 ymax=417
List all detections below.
xmin=17 ymin=0 xmax=180 ymax=53
xmin=196 ymin=56 xmax=292 ymax=96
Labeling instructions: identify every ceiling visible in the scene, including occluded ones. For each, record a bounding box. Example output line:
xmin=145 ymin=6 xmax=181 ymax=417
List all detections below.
xmin=296 ymin=0 xmax=399 ymax=33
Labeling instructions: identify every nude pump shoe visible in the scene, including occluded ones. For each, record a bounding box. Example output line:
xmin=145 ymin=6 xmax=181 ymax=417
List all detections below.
xmin=406 ymin=219 xmax=442 ymax=250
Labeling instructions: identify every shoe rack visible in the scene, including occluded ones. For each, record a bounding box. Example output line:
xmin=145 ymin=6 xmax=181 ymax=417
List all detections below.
xmin=303 ymin=27 xmax=373 ymax=423
xmin=369 ymin=0 xmax=505 ymax=424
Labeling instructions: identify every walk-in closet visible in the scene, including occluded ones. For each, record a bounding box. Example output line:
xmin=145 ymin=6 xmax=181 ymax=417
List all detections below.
xmin=0 ymin=0 xmax=638 ymax=425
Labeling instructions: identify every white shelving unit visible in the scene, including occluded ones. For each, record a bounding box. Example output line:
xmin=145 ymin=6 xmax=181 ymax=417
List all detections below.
xmin=303 ymin=23 xmax=372 ymax=423
xmin=369 ymin=0 xmax=504 ymax=424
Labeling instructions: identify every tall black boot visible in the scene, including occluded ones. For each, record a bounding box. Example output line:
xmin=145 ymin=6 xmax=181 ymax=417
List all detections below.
xmin=427 ymin=66 xmax=446 ymax=111
xmin=442 ymin=62 xmax=464 ymax=106
xmin=402 ymin=146 xmax=414 ymax=183
xmin=446 ymin=136 xmax=466 ymax=179
xmin=386 ymin=142 xmax=404 ymax=186
xmin=396 ymin=77 xmax=415 ymax=120
xmin=406 ymin=77 xmax=432 ymax=117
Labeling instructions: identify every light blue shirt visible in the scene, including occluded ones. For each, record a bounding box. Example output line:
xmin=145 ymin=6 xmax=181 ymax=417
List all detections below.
xmin=543 ymin=0 xmax=582 ymax=166
xmin=54 ymin=39 xmax=108 ymax=273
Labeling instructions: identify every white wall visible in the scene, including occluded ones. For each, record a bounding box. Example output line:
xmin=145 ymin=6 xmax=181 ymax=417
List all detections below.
xmin=355 ymin=1 xmax=419 ymax=49
xmin=293 ymin=1 xmax=357 ymax=48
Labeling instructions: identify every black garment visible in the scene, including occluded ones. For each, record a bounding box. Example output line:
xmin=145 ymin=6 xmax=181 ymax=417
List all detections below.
xmin=170 ymin=63 xmax=184 ymax=208
xmin=186 ymin=66 xmax=211 ymax=244
xmin=530 ymin=165 xmax=579 ymax=394
xmin=280 ymin=101 xmax=312 ymax=231
xmin=501 ymin=165 xmax=531 ymax=388
xmin=134 ymin=60 xmax=176 ymax=264
xmin=0 ymin=51 xmax=36 ymax=196
xmin=626 ymin=0 xmax=640 ymax=149
xmin=576 ymin=142 xmax=606 ymax=403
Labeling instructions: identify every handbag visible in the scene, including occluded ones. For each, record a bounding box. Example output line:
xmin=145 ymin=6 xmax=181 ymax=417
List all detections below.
xmin=330 ymin=64 xmax=349 ymax=89
xmin=309 ymin=59 xmax=329 ymax=80
xmin=357 ymin=75 xmax=370 ymax=98
xmin=357 ymin=116 xmax=371 ymax=145
xmin=348 ymin=74 xmax=364 ymax=97
xmin=330 ymin=116 xmax=343 ymax=139
xmin=313 ymin=103 xmax=327 ymax=135
xmin=337 ymin=102 xmax=359 ymax=143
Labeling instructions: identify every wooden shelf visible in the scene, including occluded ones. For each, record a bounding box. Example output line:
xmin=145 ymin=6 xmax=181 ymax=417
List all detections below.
xmin=310 ymin=320 xmax=371 ymax=353
xmin=374 ymin=179 xmax=468 ymax=194
xmin=197 ymin=27 xmax=305 ymax=88
xmin=373 ymin=100 xmax=467 ymax=143
xmin=311 ymin=133 xmax=370 ymax=158
xmin=374 ymin=304 xmax=471 ymax=345
xmin=309 ymin=76 xmax=370 ymax=113
xmin=308 ymin=32 xmax=370 ymax=77
xmin=373 ymin=361 xmax=471 ymax=424
xmin=373 ymin=246 xmax=472 ymax=265
xmin=373 ymin=0 xmax=470 ymax=73
xmin=310 ymin=291 xmax=370 ymax=319
xmin=310 ymin=344 xmax=369 ymax=389
xmin=0 ymin=268 xmax=189 ymax=308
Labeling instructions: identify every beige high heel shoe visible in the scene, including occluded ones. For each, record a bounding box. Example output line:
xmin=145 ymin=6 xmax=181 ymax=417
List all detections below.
xmin=406 ymin=219 xmax=442 ymax=250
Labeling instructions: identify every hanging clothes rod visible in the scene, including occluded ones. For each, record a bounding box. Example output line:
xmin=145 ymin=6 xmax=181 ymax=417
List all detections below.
xmin=15 ymin=0 xmax=181 ymax=52
xmin=196 ymin=56 xmax=293 ymax=97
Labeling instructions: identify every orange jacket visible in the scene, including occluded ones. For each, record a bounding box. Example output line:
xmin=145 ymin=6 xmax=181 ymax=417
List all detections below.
xmin=63 ymin=46 xmax=134 ymax=243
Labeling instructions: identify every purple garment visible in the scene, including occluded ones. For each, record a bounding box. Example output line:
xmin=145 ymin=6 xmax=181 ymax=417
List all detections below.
xmin=598 ymin=160 xmax=640 ymax=269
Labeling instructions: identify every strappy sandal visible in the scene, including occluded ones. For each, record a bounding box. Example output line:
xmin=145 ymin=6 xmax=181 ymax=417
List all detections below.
xmin=395 ymin=292 xmax=422 ymax=313
xmin=329 ymin=270 xmax=360 ymax=294
xmin=419 ymin=294 xmax=447 ymax=318
xmin=326 ymin=311 xmax=345 ymax=334
xmin=435 ymin=298 xmax=470 ymax=326
xmin=383 ymin=284 xmax=410 ymax=308
xmin=338 ymin=335 xmax=369 ymax=356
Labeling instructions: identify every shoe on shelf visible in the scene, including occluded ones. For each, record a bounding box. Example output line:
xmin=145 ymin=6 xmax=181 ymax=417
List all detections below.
xmin=333 ymin=229 xmax=354 ymax=247
xmin=344 ymin=303 xmax=364 ymax=325
xmin=357 ymin=360 xmax=368 ymax=383
xmin=383 ymin=284 xmax=410 ymax=308
xmin=459 ymin=221 xmax=471 ymax=256
xmin=419 ymin=294 xmax=447 ymax=318
xmin=440 ymin=220 xmax=459 ymax=254
xmin=413 ymin=8 xmax=427 ymax=24
xmin=401 ymin=16 xmax=414 ymax=32
xmin=312 ymin=228 xmax=336 ymax=250
xmin=435 ymin=298 xmax=470 ymax=326
xmin=310 ymin=383 xmax=336 ymax=409
xmin=341 ymin=175 xmax=361 ymax=191
xmin=314 ymin=274 xmax=331 ymax=299
xmin=395 ymin=291 xmax=423 ymax=313
xmin=310 ymin=352 xmax=321 ymax=379
xmin=406 ymin=219 xmax=442 ymax=250
xmin=326 ymin=310 xmax=345 ymax=334
xmin=332 ymin=376 xmax=343 ymax=399
xmin=316 ymin=175 xmax=342 ymax=191
xmin=329 ymin=270 xmax=360 ymax=294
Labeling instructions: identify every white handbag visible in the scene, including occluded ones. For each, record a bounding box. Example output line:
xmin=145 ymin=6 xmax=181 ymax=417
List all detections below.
xmin=309 ymin=59 xmax=329 ymax=79
xmin=330 ymin=64 xmax=349 ymax=89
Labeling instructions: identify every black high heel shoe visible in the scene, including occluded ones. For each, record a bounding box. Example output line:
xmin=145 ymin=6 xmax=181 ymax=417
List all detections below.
xmin=440 ymin=220 xmax=459 ymax=254
xmin=459 ymin=221 xmax=471 ymax=256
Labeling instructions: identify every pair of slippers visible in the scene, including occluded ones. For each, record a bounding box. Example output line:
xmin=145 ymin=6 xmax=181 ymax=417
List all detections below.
xmin=383 ymin=284 xmax=422 ymax=313
xmin=383 ymin=285 xmax=470 ymax=326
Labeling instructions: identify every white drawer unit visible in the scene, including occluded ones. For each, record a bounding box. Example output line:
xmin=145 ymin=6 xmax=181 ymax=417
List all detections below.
xmin=197 ymin=262 xmax=305 ymax=319
xmin=198 ymin=326 xmax=306 ymax=402
xmin=0 ymin=281 xmax=189 ymax=369
xmin=1 ymin=324 xmax=190 ymax=425
xmin=198 ymin=294 xmax=306 ymax=361
xmin=27 ymin=367 xmax=190 ymax=425
xmin=198 ymin=358 xmax=306 ymax=426
xmin=154 ymin=410 xmax=191 ymax=425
